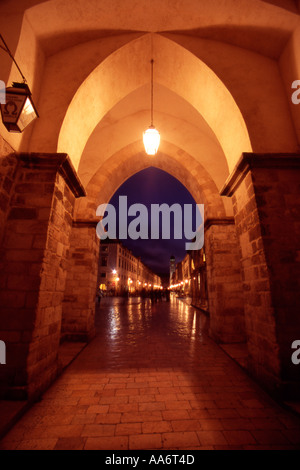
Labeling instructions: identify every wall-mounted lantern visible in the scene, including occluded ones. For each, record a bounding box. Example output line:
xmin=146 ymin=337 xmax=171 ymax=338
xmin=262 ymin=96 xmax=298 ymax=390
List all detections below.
xmin=0 ymin=82 xmax=38 ymax=132
xmin=0 ymin=34 xmax=38 ymax=132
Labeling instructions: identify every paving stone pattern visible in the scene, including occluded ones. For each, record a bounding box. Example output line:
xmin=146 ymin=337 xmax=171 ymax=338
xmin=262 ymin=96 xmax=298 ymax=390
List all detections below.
xmin=1 ymin=297 xmax=300 ymax=450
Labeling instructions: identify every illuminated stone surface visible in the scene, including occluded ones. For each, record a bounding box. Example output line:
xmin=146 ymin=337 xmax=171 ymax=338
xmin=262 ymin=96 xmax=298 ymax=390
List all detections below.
xmin=1 ymin=298 xmax=300 ymax=450
xmin=0 ymin=0 xmax=300 ymax=435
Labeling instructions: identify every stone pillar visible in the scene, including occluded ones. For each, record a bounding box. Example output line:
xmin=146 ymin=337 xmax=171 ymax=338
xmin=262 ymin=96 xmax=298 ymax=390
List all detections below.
xmin=61 ymin=221 xmax=99 ymax=342
xmin=205 ymin=218 xmax=246 ymax=344
xmin=221 ymin=153 xmax=300 ymax=398
xmin=0 ymin=153 xmax=85 ymax=400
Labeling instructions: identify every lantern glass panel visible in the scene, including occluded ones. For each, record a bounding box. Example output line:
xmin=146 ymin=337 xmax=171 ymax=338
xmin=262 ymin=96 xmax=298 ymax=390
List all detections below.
xmin=18 ymin=97 xmax=36 ymax=131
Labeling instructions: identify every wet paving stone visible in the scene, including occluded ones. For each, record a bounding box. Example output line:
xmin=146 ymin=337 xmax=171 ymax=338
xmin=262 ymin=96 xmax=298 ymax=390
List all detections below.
xmin=1 ymin=296 xmax=300 ymax=450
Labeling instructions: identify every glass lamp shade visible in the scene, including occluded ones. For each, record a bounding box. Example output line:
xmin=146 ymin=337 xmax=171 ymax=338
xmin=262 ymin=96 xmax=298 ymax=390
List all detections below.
xmin=0 ymin=82 xmax=38 ymax=132
xmin=143 ymin=125 xmax=160 ymax=155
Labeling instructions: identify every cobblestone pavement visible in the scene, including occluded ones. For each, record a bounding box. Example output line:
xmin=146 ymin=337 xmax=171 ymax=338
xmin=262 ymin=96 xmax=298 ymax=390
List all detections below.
xmin=1 ymin=297 xmax=300 ymax=450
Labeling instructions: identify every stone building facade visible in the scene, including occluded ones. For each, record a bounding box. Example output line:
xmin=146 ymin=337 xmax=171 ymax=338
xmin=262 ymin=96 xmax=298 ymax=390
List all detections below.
xmin=190 ymin=247 xmax=208 ymax=312
xmin=98 ymin=239 xmax=162 ymax=295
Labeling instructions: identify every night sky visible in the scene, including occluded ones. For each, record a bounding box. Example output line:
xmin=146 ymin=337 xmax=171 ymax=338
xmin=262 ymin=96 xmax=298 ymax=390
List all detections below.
xmin=108 ymin=167 xmax=201 ymax=276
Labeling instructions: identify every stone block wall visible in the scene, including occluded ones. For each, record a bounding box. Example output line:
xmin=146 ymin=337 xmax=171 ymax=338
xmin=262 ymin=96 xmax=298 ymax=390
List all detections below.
xmin=62 ymin=222 xmax=99 ymax=342
xmin=205 ymin=219 xmax=246 ymax=344
xmin=222 ymin=153 xmax=300 ymax=398
xmin=252 ymin=166 xmax=300 ymax=387
xmin=0 ymin=153 xmax=85 ymax=400
xmin=231 ymin=171 xmax=281 ymax=390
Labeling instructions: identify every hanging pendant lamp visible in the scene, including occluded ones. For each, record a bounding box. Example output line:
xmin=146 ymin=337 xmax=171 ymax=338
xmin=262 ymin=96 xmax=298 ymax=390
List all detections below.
xmin=143 ymin=59 xmax=160 ymax=156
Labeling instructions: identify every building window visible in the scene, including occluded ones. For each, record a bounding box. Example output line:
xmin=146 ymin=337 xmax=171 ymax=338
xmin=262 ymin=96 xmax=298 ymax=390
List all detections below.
xmin=101 ymin=273 xmax=106 ymax=278
xmin=101 ymin=257 xmax=107 ymax=266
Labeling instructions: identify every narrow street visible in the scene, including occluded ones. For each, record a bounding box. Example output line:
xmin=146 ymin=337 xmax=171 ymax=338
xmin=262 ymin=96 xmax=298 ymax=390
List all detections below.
xmin=1 ymin=297 xmax=300 ymax=450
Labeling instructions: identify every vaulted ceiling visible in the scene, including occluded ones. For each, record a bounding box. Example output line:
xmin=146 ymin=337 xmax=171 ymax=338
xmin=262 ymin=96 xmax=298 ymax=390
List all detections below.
xmin=0 ymin=0 xmax=299 ymax=219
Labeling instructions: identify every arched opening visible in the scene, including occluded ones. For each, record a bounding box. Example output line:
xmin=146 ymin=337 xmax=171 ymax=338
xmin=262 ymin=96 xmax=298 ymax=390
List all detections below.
xmin=54 ymin=27 xmax=253 ymax=377
xmin=103 ymin=166 xmax=203 ymax=274
xmin=61 ymin=149 xmax=246 ymax=358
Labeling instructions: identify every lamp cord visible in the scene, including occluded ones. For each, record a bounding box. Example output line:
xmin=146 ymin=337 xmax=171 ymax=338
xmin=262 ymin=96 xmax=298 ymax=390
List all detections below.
xmin=150 ymin=59 xmax=154 ymax=126
xmin=0 ymin=34 xmax=27 ymax=83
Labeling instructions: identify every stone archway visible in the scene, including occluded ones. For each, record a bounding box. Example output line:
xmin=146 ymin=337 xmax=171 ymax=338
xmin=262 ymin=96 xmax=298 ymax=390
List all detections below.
xmin=75 ymin=143 xmax=229 ymax=221
xmin=61 ymin=144 xmax=246 ymax=356
xmin=1 ymin=0 xmax=300 ymax=402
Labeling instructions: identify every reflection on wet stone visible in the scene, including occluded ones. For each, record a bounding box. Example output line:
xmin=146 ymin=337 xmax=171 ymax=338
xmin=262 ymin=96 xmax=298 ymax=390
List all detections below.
xmin=1 ymin=296 xmax=300 ymax=450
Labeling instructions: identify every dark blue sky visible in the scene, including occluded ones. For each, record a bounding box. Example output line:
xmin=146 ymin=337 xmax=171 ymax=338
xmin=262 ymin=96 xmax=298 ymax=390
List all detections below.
xmin=108 ymin=167 xmax=200 ymax=275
